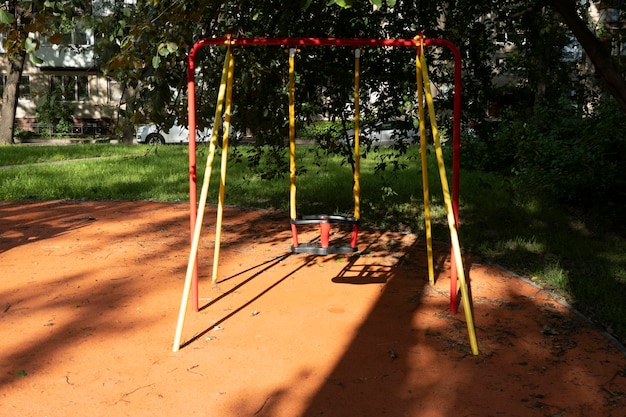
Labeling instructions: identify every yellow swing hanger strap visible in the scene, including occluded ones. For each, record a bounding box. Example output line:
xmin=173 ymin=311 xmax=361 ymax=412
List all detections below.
xmin=353 ymin=47 xmax=361 ymax=220
xmin=288 ymin=47 xmax=297 ymax=220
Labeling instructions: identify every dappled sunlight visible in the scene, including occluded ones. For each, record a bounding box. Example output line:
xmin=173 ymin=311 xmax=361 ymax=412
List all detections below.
xmin=1 ymin=202 xmax=625 ymax=416
xmin=502 ymin=235 xmax=545 ymax=253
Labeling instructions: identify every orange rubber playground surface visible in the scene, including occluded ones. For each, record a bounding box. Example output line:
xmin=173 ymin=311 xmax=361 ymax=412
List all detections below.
xmin=2 ymin=200 xmax=626 ymax=416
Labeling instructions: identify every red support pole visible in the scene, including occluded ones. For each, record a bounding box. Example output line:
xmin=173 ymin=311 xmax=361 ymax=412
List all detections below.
xmin=320 ymin=219 xmax=330 ymax=249
xmin=291 ymin=223 xmax=299 ymax=248
xmin=350 ymin=224 xmax=359 ymax=249
xmin=187 ymin=46 xmax=199 ymax=312
xmin=449 ymin=41 xmax=462 ymax=314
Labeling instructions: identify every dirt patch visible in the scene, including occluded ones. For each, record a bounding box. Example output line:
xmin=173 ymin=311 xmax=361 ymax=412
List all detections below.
xmin=1 ymin=200 xmax=625 ymax=417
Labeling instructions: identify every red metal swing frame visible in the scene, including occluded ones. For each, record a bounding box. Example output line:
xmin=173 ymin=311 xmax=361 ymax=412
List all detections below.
xmin=186 ymin=36 xmax=463 ymax=313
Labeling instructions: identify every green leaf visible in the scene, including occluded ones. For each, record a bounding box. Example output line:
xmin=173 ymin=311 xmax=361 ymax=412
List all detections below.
xmin=327 ymin=0 xmax=351 ymax=8
xmin=29 ymin=52 xmax=43 ymax=65
xmin=158 ymin=44 xmax=168 ymax=56
xmin=152 ymin=55 xmax=161 ymax=69
xmin=24 ymin=37 xmax=39 ymax=53
xmin=387 ymin=0 xmax=396 ymax=7
xmin=371 ymin=0 xmax=383 ymax=8
xmin=166 ymin=42 xmax=178 ymax=53
xmin=0 ymin=9 xmax=14 ymax=25
xmin=157 ymin=42 xmax=178 ymax=57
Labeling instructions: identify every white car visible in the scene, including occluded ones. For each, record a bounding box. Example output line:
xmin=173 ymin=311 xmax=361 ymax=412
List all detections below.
xmin=347 ymin=120 xmax=418 ymax=146
xmin=136 ymin=121 xmax=240 ymax=144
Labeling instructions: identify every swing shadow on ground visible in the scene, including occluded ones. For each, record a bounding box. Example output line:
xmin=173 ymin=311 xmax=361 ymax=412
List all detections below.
xmin=210 ymin=237 xmax=458 ymax=417
xmin=179 ymin=227 xmax=400 ymax=349
xmin=209 ymin=235 xmax=626 ymax=417
xmin=180 ymin=225 xmax=489 ymax=416
xmin=181 ymin=252 xmax=301 ymax=348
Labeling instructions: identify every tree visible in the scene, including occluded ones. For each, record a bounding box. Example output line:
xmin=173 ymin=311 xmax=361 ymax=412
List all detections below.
xmin=547 ymin=0 xmax=626 ymax=113
xmin=0 ymin=1 xmax=39 ymax=145
xmin=350 ymin=0 xmax=626 ymax=114
xmin=0 ymin=0 xmax=92 ymax=144
xmin=3 ymin=1 xmax=625 ymax=147
xmin=94 ymin=1 xmax=449 ymax=140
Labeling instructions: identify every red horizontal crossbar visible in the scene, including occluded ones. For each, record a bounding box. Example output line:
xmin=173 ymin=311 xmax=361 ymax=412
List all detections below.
xmin=190 ymin=36 xmax=456 ymax=56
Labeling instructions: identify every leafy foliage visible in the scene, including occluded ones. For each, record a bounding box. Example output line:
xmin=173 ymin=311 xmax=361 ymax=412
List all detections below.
xmin=91 ymin=1 xmax=453 ymax=141
xmin=36 ymin=91 xmax=73 ymax=125
xmin=463 ymin=98 xmax=626 ymax=215
xmin=2 ymin=0 xmax=626 ymax=215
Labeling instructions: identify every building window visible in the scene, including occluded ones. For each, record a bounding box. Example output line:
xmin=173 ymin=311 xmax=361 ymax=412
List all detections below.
xmin=51 ymin=75 xmax=90 ymax=101
xmin=20 ymin=76 xmax=31 ymax=99
xmin=93 ymin=0 xmax=136 ymax=16
xmin=62 ymin=29 xmax=90 ymax=46
xmin=605 ymin=31 xmax=626 ymax=56
xmin=107 ymin=78 xmax=123 ymax=103
xmin=0 ymin=76 xmax=32 ymax=100
xmin=40 ymin=26 xmax=92 ymax=47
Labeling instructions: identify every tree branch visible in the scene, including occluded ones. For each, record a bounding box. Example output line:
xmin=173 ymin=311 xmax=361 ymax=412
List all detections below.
xmin=548 ymin=0 xmax=626 ymax=113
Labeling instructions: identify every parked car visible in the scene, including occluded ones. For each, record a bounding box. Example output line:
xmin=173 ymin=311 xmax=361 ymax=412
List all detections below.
xmin=347 ymin=120 xmax=418 ymax=146
xmin=136 ymin=121 xmax=241 ymax=145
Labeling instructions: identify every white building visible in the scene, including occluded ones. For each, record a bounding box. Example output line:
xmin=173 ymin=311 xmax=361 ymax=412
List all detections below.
xmin=0 ymin=2 xmax=130 ymax=136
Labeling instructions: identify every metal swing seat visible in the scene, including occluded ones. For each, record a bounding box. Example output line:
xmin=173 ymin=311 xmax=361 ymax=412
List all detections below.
xmin=290 ymin=214 xmax=360 ymax=255
xmin=287 ymin=48 xmax=363 ymax=256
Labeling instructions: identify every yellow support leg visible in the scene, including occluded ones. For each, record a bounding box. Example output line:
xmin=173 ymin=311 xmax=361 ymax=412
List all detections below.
xmin=353 ymin=48 xmax=361 ymax=220
xmin=173 ymin=45 xmax=233 ymax=352
xmin=418 ymin=48 xmax=479 ymax=355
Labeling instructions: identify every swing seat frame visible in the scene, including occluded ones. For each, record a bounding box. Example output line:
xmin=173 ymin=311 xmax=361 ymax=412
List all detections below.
xmin=290 ymin=215 xmax=359 ymax=255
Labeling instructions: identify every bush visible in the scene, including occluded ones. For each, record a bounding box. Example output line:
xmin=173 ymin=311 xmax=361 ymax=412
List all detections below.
xmin=36 ymin=91 xmax=73 ymax=131
xmin=463 ymin=98 xmax=626 ymax=211
xmin=515 ymin=99 xmax=625 ymax=207
xmin=55 ymin=119 xmax=73 ymax=137
xmin=14 ymin=129 xmax=35 ymax=140
xmin=301 ymin=120 xmax=352 ymax=149
xmin=462 ymin=118 xmax=516 ymax=173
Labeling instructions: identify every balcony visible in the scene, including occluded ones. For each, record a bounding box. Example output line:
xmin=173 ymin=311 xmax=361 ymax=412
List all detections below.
xmin=36 ymin=44 xmax=97 ymax=69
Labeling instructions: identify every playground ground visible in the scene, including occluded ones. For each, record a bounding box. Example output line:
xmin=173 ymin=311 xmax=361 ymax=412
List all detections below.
xmin=1 ymin=200 xmax=626 ymax=417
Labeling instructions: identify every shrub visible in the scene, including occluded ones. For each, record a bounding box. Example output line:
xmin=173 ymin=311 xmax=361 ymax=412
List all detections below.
xmin=463 ymin=97 xmax=626 ymax=212
xmin=514 ymin=99 xmax=625 ymax=208
xmin=462 ymin=118 xmax=516 ymax=173
xmin=14 ymin=129 xmax=35 ymax=140
xmin=36 ymin=91 xmax=73 ymax=129
xmin=55 ymin=119 xmax=73 ymax=137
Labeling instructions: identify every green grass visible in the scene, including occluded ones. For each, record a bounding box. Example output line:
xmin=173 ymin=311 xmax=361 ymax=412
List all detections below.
xmin=0 ymin=144 xmax=141 ymax=166
xmin=1 ymin=142 xmax=625 ymax=344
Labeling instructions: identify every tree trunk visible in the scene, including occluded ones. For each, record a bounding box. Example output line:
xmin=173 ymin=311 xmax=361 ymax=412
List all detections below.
xmin=548 ymin=0 xmax=626 ymax=113
xmin=0 ymin=50 xmax=26 ymax=145
xmin=116 ymin=83 xmax=136 ymax=144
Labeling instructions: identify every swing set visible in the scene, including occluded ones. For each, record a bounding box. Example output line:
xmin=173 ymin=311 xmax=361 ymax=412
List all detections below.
xmin=172 ymin=36 xmax=478 ymax=355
